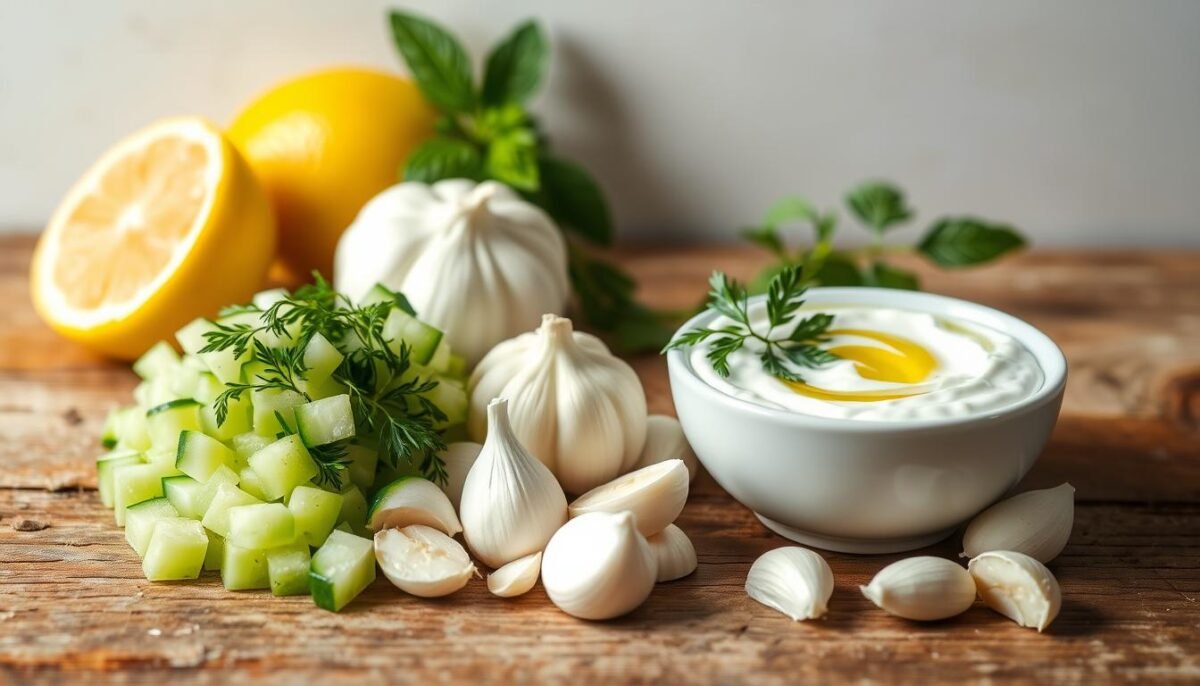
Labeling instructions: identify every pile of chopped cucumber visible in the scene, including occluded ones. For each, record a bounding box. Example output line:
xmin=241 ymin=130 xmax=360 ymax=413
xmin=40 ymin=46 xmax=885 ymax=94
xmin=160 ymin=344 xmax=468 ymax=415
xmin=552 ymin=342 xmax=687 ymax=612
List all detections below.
xmin=97 ymin=284 xmax=467 ymax=611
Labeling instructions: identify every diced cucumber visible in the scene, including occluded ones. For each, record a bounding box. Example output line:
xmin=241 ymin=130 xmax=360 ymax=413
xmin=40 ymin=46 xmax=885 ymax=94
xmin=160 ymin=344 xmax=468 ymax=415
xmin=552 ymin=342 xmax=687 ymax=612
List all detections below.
xmin=181 ymin=354 xmax=210 ymax=373
xmin=303 ymin=376 xmax=348 ymax=401
xmin=303 ymin=333 xmax=344 ymax=383
xmin=200 ymin=394 xmax=253 ymax=442
xmin=423 ymin=376 xmax=467 ymax=428
xmin=336 ymin=483 xmax=369 ymax=534
xmin=334 ymin=521 xmax=353 ymax=534
xmin=309 ymin=529 xmax=376 ymax=612
xmin=252 ymin=388 xmax=306 ymax=437
xmin=175 ymin=430 xmax=236 ymax=481
xmin=124 ymin=497 xmax=179 ymax=557
xmin=227 ymin=502 xmax=295 ymax=549
xmin=204 ymin=533 xmax=225 ymax=572
xmin=166 ymin=364 xmax=202 ymax=399
xmin=222 ymin=541 xmax=270 ymax=590
xmin=176 ymin=317 xmax=250 ymax=384
xmin=344 ymin=443 xmax=379 ymax=490
xmin=146 ymin=399 xmax=202 ymax=450
xmin=444 ymin=353 xmax=467 ymax=379
xmin=288 ymin=485 xmax=343 ymax=547
xmin=237 ymin=467 xmax=272 ymax=501
xmin=112 ymin=405 xmax=151 ymax=451
xmin=232 ymin=432 xmax=271 ymax=466
xmin=193 ymin=372 xmax=223 ymax=403
xmin=426 ymin=339 xmax=451 ymax=374
xmin=142 ymin=517 xmax=208 ymax=581
xmin=97 ymin=450 xmax=143 ymax=508
xmin=383 ymin=308 xmax=443 ymax=365
xmin=295 ymin=395 xmax=355 ymax=447
xmin=248 ymin=435 xmax=319 ymax=501
xmin=133 ymin=341 xmax=180 ymax=381
xmin=101 ymin=409 xmax=119 ymax=449
xmin=201 ymin=483 xmax=263 ymax=537
xmin=113 ymin=462 xmax=177 ymax=526
xmin=252 ymin=288 xmax=289 ymax=309
xmin=267 ymin=543 xmax=312 ymax=597
xmin=195 ymin=464 xmax=240 ymax=514
xmin=161 ymin=475 xmax=206 ymax=518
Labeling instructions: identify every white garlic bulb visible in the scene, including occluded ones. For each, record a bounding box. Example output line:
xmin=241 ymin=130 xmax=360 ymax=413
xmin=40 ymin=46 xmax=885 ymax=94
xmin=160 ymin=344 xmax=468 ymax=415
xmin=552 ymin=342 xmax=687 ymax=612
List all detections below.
xmin=438 ymin=441 xmax=482 ymax=509
xmin=568 ymin=459 xmax=689 ymax=537
xmin=631 ymin=415 xmax=699 ymax=482
xmin=541 ymin=511 xmax=658 ymax=620
xmin=744 ymin=547 xmax=834 ymax=621
xmin=468 ymin=314 xmax=648 ymax=494
xmin=334 ymin=180 xmax=569 ymax=365
xmin=968 ymin=550 xmax=1062 ymax=631
xmin=367 ymin=477 xmax=461 ymax=536
xmin=861 ymin=557 xmax=977 ymax=621
xmin=374 ymin=525 xmax=476 ymax=598
xmin=487 ymin=551 xmax=542 ymax=598
xmin=962 ymin=483 xmax=1075 ymax=563
xmin=648 ymin=524 xmax=697 ymax=582
xmin=459 ymin=398 xmax=568 ymax=568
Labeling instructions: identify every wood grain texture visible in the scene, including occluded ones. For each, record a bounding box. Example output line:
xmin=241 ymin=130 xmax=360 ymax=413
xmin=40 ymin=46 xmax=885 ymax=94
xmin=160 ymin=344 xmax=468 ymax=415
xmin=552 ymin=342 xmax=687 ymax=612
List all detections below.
xmin=1 ymin=235 xmax=1198 ymax=684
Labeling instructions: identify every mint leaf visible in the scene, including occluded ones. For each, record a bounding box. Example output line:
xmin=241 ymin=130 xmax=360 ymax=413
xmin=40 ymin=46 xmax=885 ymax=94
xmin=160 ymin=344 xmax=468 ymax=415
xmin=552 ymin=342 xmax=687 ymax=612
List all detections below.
xmin=918 ymin=218 xmax=1026 ymax=267
xmin=846 ymin=182 xmax=912 ymax=233
xmin=486 ymin=129 xmax=539 ymax=190
xmin=867 ymin=262 xmax=920 ymax=290
xmin=482 ymin=20 xmax=548 ymax=107
xmin=813 ymin=252 xmax=863 ymax=286
xmin=389 ymin=11 xmax=476 ymax=113
xmin=537 ymin=156 xmax=613 ymax=245
xmin=403 ymin=137 xmax=483 ymax=182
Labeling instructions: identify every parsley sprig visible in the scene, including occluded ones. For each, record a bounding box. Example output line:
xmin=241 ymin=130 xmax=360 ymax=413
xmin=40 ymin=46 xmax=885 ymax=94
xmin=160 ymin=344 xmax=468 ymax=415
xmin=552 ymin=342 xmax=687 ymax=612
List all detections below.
xmin=198 ymin=275 xmax=449 ymax=485
xmin=663 ymin=266 xmax=839 ymax=383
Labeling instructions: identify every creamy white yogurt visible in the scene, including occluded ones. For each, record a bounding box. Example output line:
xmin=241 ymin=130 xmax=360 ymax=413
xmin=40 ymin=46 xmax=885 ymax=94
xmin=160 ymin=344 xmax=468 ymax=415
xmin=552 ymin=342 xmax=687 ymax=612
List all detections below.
xmin=690 ymin=304 xmax=1044 ymax=421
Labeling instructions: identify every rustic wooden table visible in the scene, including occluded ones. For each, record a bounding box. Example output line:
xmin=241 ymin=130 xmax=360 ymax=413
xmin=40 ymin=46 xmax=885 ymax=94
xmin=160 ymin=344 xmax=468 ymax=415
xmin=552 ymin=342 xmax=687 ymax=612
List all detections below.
xmin=1 ymin=235 xmax=1198 ymax=684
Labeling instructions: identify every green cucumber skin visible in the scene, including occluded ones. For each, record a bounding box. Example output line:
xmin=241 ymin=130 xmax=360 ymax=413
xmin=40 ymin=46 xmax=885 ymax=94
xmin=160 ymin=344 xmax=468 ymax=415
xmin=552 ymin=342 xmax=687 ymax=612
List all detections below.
xmin=145 ymin=398 xmax=201 ymax=417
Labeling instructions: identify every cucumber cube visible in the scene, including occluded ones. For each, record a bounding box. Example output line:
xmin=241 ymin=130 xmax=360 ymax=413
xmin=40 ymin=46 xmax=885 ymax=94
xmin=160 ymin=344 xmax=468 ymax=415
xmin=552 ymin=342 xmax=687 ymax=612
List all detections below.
xmin=124 ymin=497 xmax=179 ymax=557
xmin=146 ymin=399 xmax=202 ymax=450
xmin=133 ymin=341 xmax=180 ymax=381
xmin=309 ymin=529 xmax=376 ymax=612
xmin=195 ymin=465 xmax=240 ymax=514
xmin=248 ymin=435 xmax=319 ymax=501
xmin=97 ymin=450 xmax=143 ymax=508
xmin=231 ymin=432 xmax=271 ymax=466
xmin=336 ymin=484 xmax=369 ymax=534
xmin=303 ymin=333 xmax=343 ymax=383
xmin=101 ymin=409 xmax=119 ymax=449
xmin=344 ymin=444 xmax=378 ymax=491
xmin=204 ymin=533 xmax=225 ymax=572
xmin=251 ymin=388 xmax=306 ymax=437
xmin=175 ymin=430 xmax=236 ymax=481
xmin=303 ymin=376 xmax=347 ymax=401
xmin=222 ymin=542 xmax=270 ymax=590
xmin=289 ymin=485 xmax=343 ymax=547
xmin=267 ymin=543 xmax=312 ymax=597
xmin=201 ymin=483 xmax=263 ymax=537
xmin=424 ymin=376 xmax=467 ymax=428
xmin=227 ymin=503 xmax=295 ymax=549
xmin=142 ymin=517 xmax=208 ymax=581
xmin=113 ymin=462 xmax=176 ymax=526
xmin=200 ymin=394 xmax=253 ymax=442
xmin=176 ymin=317 xmax=250 ymax=384
xmin=295 ymin=395 xmax=355 ymax=447
xmin=113 ymin=406 xmax=151 ymax=451
xmin=252 ymin=288 xmax=289 ymax=309
xmin=383 ymin=308 xmax=443 ymax=365
xmin=237 ymin=467 xmax=272 ymax=501
xmin=161 ymin=475 xmax=206 ymax=518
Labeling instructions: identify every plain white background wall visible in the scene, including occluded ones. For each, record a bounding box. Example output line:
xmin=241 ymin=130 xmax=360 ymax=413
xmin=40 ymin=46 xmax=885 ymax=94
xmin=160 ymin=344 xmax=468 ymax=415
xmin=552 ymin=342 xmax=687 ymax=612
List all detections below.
xmin=2 ymin=0 xmax=1198 ymax=246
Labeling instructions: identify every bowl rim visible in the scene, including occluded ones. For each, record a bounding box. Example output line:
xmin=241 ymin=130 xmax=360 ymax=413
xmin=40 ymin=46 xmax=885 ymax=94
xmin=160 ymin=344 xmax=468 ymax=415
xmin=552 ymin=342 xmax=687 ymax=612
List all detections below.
xmin=665 ymin=287 xmax=1068 ymax=434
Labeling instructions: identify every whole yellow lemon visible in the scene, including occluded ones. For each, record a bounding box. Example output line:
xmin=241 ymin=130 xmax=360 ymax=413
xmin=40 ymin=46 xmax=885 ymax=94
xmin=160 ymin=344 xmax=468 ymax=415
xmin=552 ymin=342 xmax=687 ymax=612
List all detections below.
xmin=228 ymin=67 xmax=437 ymax=282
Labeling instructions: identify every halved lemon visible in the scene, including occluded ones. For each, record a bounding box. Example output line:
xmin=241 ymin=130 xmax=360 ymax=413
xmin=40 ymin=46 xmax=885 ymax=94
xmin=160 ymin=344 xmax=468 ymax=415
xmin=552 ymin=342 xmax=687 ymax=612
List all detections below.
xmin=31 ymin=117 xmax=276 ymax=359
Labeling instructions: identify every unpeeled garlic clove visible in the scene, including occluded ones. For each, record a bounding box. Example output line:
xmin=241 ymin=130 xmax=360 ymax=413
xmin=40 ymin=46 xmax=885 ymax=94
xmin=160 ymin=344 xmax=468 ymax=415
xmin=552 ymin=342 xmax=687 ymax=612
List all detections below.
xmin=367 ymin=476 xmax=462 ymax=536
xmin=648 ymin=524 xmax=697 ymax=582
xmin=568 ymin=459 xmax=689 ymax=537
xmin=374 ymin=525 xmax=476 ymax=598
xmin=541 ymin=511 xmax=658 ymax=620
xmin=968 ymin=550 xmax=1062 ymax=632
xmin=861 ymin=557 xmax=976 ymax=621
xmin=745 ymin=546 xmax=834 ymax=621
xmin=962 ymin=483 xmax=1075 ymax=563
xmin=487 ymin=551 xmax=542 ymax=598
xmin=631 ymin=415 xmax=699 ymax=482
xmin=439 ymin=441 xmax=482 ymax=509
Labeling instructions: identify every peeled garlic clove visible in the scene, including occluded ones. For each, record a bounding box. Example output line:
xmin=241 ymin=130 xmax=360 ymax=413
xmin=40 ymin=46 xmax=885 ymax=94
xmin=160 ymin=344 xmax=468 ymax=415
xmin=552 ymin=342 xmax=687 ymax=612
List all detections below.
xmin=568 ymin=459 xmax=689 ymax=537
xmin=962 ymin=483 xmax=1075 ymax=563
xmin=631 ymin=415 xmax=699 ymax=482
xmin=439 ymin=441 xmax=482 ymax=509
xmin=460 ymin=398 xmax=568 ymax=568
xmin=861 ymin=556 xmax=976 ymax=621
xmin=367 ymin=476 xmax=462 ymax=536
xmin=374 ymin=525 xmax=476 ymax=598
xmin=969 ymin=550 xmax=1062 ymax=631
xmin=542 ymin=511 xmax=658 ymax=620
xmin=744 ymin=546 xmax=834 ymax=620
xmin=487 ymin=551 xmax=542 ymax=598
xmin=648 ymin=524 xmax=697 ymax=582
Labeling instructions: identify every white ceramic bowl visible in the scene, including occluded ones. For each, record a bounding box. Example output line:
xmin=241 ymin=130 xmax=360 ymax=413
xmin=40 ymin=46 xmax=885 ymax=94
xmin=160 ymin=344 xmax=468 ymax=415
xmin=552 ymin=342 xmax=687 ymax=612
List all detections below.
xmin=666 ymin=287 xmax=1067 ymax=554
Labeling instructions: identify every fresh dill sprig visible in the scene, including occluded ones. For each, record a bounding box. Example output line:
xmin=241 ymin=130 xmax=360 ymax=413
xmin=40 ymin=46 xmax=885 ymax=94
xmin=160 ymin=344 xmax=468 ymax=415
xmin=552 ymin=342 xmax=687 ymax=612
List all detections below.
xmin=273 ymin=411 xmax=351 ymax=490
xmin=662 ymin=265 xmax=839 ymax=383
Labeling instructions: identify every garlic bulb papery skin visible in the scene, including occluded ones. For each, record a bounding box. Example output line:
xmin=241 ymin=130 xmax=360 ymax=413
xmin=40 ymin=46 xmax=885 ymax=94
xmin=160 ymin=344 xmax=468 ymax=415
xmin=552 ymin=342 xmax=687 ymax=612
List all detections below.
xmin=439 ymin=442 xmax=482 ymax=510
xmin=968 ymin=551 xmax=1062 ymax=632
xmin=487 ymin=551 xmax=542 ymax=598
xmin=541 ymin=511 xmax=658 ymax=620
xmin=375 ymin=525 xmax=477 ymax=598
xmin=962 ymin=483 xmax=1075 ymax=564
xmin=568 ymin=459 xmax=689 ymax=537
xmin=459 ymin=398 xmax=568 ymax=569
xmin=468 ymin=314 xmax=648 ymax=494
xmin=648 ymin=524 xmax=697 ymax=582
xmin=631 ymin=415 xmax=699 ymax=482
xmin=334 ymin=180 xmax=569 ymax=365
xmin=744 ymin=547 xmax=834 ymax=621
xmin=861 ymin=557 xmax=977 ymax=621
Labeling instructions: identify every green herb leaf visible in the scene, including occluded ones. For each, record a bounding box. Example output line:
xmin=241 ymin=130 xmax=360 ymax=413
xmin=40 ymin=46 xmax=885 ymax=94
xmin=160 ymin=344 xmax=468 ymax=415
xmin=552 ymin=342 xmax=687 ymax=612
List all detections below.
xmin=403 ymin=137 xmax=483 ymax=183
xmin=741 ymin=225 xmax=786 ymax=258
xmin=867 ymin=262 xmax=920 ymax=290
xmin=706 ymin=272 xmax=750 ymax=326
xmin=917 ymin=218 xmax=1026 ymax=268
xmin=787 ymin=313 xmax=835 ymax=343
xmin=800 ymin=213 xmax=839 ymax=280
xmin=846 ymin=181 xmax=912 ymax=233
xmin=762 ymin=196 xmax=817 ymax=228
xmin=766 ymin=266 xmax=805 ymax=327
xmin=813 ymin=253 xmax=864 ymax=286
xmin=389 ymin=11 xmax=476 ymax=113
xmin=486 ymin=129 xmax=540 ymax=190
xmin=482 ymin=20 xmax=548 ymax=107
xmin=780 ymin=343 xmax=839 ymax=369
xmin=537 ymin=155 xmax=613 ymax=245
